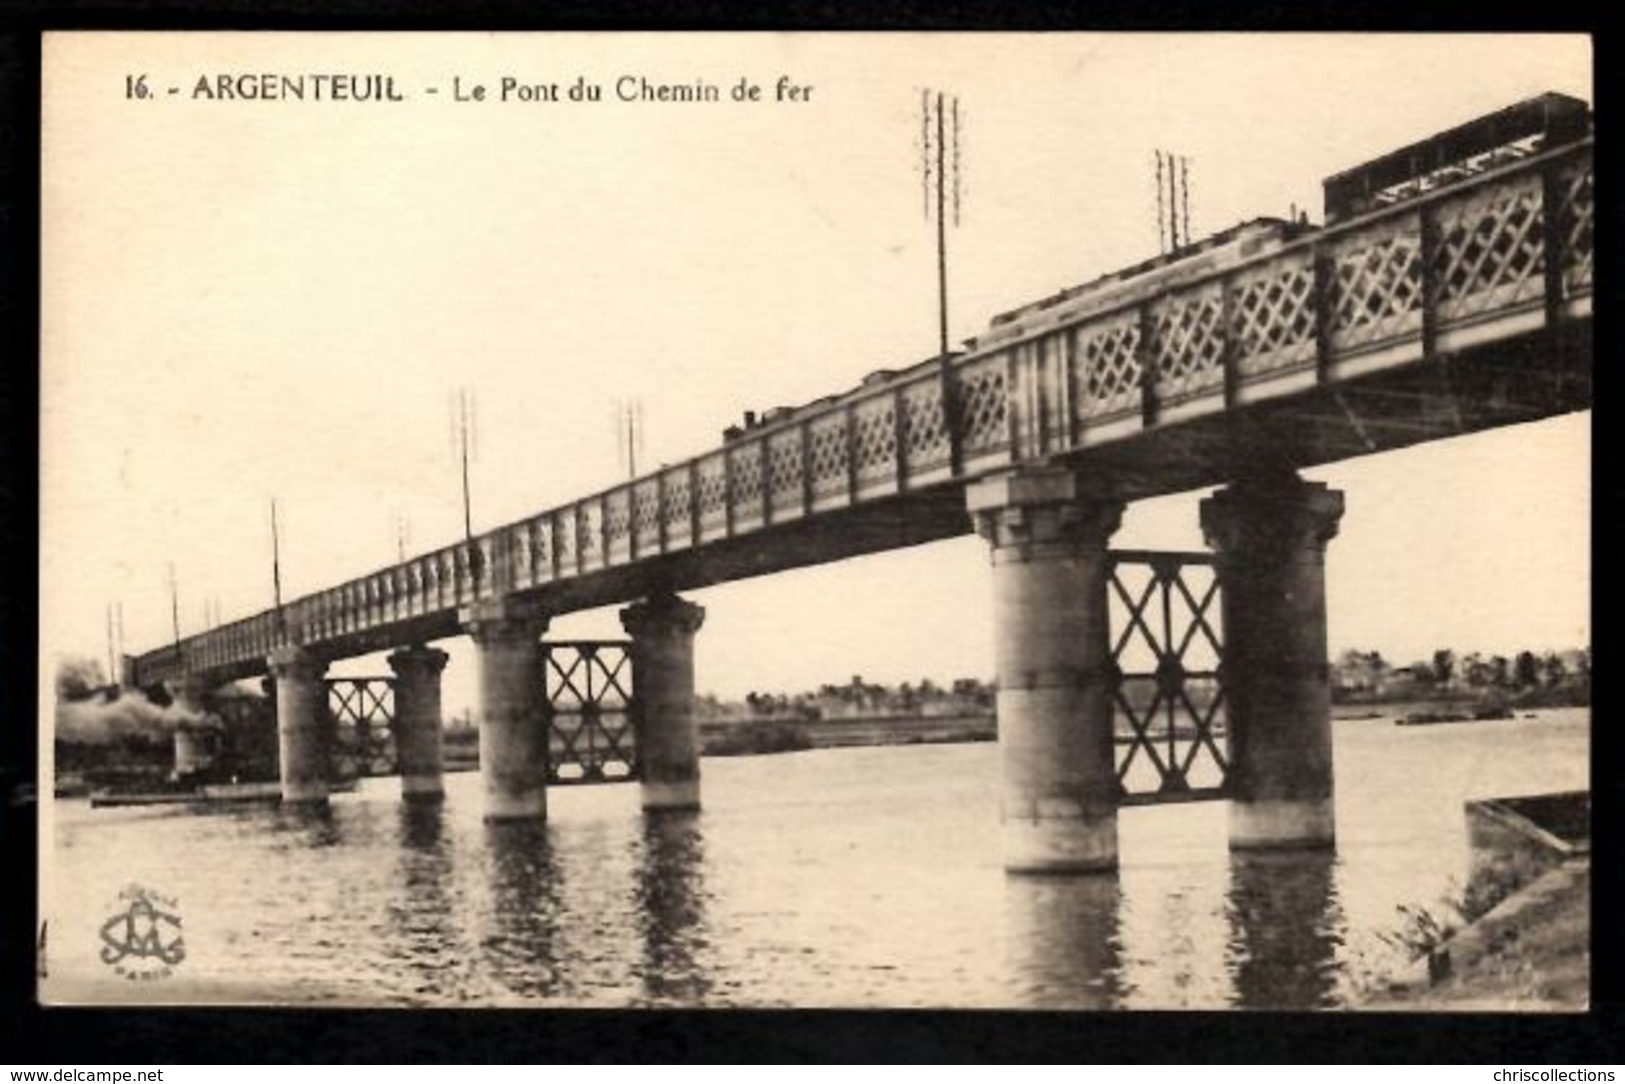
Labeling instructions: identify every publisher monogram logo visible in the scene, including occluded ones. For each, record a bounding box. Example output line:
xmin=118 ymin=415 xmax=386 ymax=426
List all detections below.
xmin=98 ymin=884 xmax=184 ymax=981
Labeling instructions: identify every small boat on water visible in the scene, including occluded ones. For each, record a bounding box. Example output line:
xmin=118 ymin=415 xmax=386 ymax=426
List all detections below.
xmin=1396 ymin=704 xmax=1515 ymax=727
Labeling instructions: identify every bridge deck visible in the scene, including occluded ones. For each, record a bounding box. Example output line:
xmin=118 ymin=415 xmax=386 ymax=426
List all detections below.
xmin=135 ymin=137 xmax=1593 ymax=686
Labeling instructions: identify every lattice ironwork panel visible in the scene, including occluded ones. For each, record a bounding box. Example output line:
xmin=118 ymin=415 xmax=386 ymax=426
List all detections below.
xmin=1230 ymin=252 xmax=1316 ymax=378
xmin=441 ymin=550 xmax=461 ymax=605
xmin=383 ymin=570 xmax=403 ymax=621
xmin=1559 ymin=158 xmax=1593 ymax=294
xmin=516 ymin=520 xmax=542 ymax=581
xmin=448 ymin=547 xmax=470 ymax=603
xmin=808 ymin=414 xmax=849 ymax=496
xmin=1433 ymin=172 xmax=1545 ymax=325
xmin=1108 ymin=554 xmax=1228 ymax=804
xmin=527 ymin=520 xmax=552 ymax=584
xmin=955 ymin=355 xmax=1009 ymax=454
xmin=419 ymin=560 xmax=436 ymax=610
xmin=766 ymin=429 xmax=804 ymax=510
xmin=420 ymin=558 xmax=439 ymax=611
xmin=728 ymin=442 xmax=764 ymax=517
xmin=449 ymin=548 xmax=468 ymax=602
xmin=631 ymin=480 xmax=661 ymax=549
xmin=554 ymin=508 xmax=577 ymax=571
xmin=696 ymin=454 xmax=728 ymax=529
xmin=542 ymin=642 xmax=638 ymax=785
xmin=1330 ymin=219 xmax=1423 ymax=351
xmin=328 ymin=677 xmax=396 ymax=779
xmin=476 ymin=538 xmax=495 ymax=596
xmin=604 ymin=489 xmax=632 ymax=550
xmin=575 ymin=502 xmax=601 ymax=568
xmin=661 ymin=470 xmax=692 ymax=534
xmin=398 ymin=566 xmax=416 ymax=617
xmin=403 ymin=563 xmax=424 ymax=612
xmin=850 ymin=397 xmax=897 ymax=486
xmin=901 ymin=379 xmax=950 ymax=473
xmin=324 ymin=584 xmax=341 ymax=633
xmin=1151 ymin=285 xmax=1226 ymax=403
xmin=1072 ymin=311 xmax=1143 ymax=423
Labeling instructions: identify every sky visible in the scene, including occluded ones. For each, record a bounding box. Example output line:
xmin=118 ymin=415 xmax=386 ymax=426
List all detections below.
xmin=40 ymin=32 xmax=1592 ymax=712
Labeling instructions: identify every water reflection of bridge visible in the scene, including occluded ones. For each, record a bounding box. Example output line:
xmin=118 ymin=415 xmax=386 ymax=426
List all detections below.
xmin=409 ymin=797 xmax=1346 ymax=1008
xmin=136 ymin=94 xmax=1591 ymax=873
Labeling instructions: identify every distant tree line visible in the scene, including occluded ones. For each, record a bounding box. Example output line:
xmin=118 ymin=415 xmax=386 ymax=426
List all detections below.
xmin=1332 ymin=646 xmax=1589 ymax=706
xmin=696 ymin=675 xmax=996 ymax=723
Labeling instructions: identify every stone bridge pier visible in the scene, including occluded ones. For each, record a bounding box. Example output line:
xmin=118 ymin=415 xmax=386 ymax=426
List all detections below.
xmin=1201 ymin=471 xmax=1344 ymax=851
xmin=162 ymin=674 xmax=216 ymax=780
xmin=266 ymin=643 xmax=454 ymax=807
xmin=462 ymin=598 xmax=550 ymax=821
xmin=969 ymin=467 xmax=1124 ymax=874
xmin=969 ymin=465 xmax=1346 ymax=873
xmin=268 ymin=644 xmax=331 ymax=806
xmin=389 ymin=644 xmax=451 ymax=802
xmin=621 ymin=593 xmax=706 ymax=812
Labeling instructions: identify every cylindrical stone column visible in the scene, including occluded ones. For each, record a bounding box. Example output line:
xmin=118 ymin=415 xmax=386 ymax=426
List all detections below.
xmin=268 ymin=645 xmax=330 ymax=806
xmin=165 ymin=675 xmax=214 ymax=781
xmin=388 ymin=644 xmax=451 ymax=803
xmin=172 ymin=722 xmax=217 ymax=780
xmin=620 ymin=594 xmax=706 ymax=812
xmin=461 ymin=598 xmax=549 ymax=821
xmin=967 ymin=467 xmax=1124 ymax=874
xmin=1200 ymin=470 xmax=1345 ymax=850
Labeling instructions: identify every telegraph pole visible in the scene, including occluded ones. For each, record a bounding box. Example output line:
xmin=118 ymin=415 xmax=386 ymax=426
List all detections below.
xmin=167 ymin=562 xmax=181 ymax=654
xmin=922 ymin=88 xmax=962 ymax=358
xmin=1155 ymin=149 xmax=1194 ymax=252
xmin=270 ymin=498 xmax=285 ymax=636
xmin=613 ymin=398 xmax=645 ymax=480
xmin=935 ymin=91 xmax=948 ymax=357
xmin=457 ymin=389 xmax=474 ymax=542
xmin=105 ymin=603 xmax=116 ymax=687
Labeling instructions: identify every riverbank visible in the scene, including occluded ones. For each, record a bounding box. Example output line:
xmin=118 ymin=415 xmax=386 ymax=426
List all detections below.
xmin=1361 ymin=856 xmax=1589 ymax=1011
xmin=1361 ymin=788 xmax=1589 ymax=1011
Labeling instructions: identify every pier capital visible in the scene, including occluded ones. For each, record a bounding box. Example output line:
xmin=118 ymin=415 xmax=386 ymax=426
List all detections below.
xmin=162 ymin=673 xmax=211 ymax=711
xmin=966 ymin=467 xmax=1123 ymax=552
xmin=266 ymin=644 xmax=327 ymax=683
xmin=1200 ymin=472 xmax=1344 ymax=561
xmin=387 ymin=643 xmax=451 ymax=679
xmin=619 ymin=593 xmax=706 ymax=640
xmin=459 ymin=596 xmax=550 ymax=647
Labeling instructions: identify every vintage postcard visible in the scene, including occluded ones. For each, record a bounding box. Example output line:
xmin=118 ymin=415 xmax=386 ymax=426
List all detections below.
xmin=39 ymin=32 xmax=1592 ymax=1010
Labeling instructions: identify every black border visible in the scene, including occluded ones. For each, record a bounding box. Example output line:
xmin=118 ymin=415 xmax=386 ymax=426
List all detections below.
xmin=1 ymin=0 xmax=1617 ymax=1064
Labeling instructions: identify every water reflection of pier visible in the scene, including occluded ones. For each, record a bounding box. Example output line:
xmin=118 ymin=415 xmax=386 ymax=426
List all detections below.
xmin=1225 ymin=851 xmax=1345 ymax=1009
xmin=386 ymin=803 xmax=469 ymax=999
xmin=482 ymin=820 xmax=564 ymax=998
xmin=1004 ymin=876 xmax=1124 ymax=1008
xmin=634 ymin=811 xmax=712 ymax=1003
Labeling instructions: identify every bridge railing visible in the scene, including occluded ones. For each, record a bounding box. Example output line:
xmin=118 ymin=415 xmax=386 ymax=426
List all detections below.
xmin=134 ymin=138 xmax=1591 ymax=686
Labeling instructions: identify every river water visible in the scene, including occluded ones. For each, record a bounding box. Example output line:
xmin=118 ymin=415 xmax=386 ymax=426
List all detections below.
xmin=43 ymin=709 xmax=1587 ymax=1009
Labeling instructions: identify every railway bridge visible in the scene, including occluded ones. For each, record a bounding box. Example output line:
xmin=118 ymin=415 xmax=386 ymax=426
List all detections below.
xmin=134 ymin=95 xmax=1592 ymax=872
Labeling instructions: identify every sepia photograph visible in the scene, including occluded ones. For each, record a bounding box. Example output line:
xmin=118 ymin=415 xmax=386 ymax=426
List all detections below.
xmin=37 ymin=31 xmax=1592 ymax=1012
